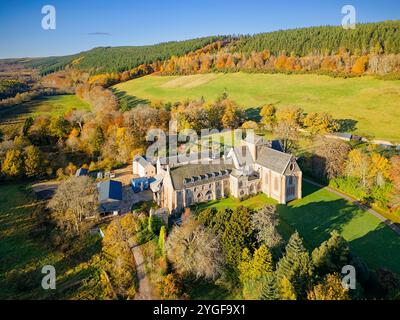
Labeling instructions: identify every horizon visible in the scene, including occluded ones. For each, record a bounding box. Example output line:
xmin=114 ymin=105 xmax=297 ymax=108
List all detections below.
xmin=0 ymin=0 xmax=399 ymax=59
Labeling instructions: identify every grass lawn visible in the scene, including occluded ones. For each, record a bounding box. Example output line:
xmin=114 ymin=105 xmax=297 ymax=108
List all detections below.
xmin=0 ymin=94 xmax=90 ymax=136
xmin=113 ymin=72 xmax=400 ymax=142
xmin=194 ymin=181 xmax=400 ymax=274
xmin=0 ymin=183 xmax=105 ymax=299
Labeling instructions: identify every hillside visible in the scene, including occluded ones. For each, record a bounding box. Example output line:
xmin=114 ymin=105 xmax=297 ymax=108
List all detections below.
xmin=113 ymin=72 xmax=400 ymax=142
xmin=232 ymin=21 xmax=400 ymax=56
xmin=21 ymin=36 xmax=227 ymax=75
xmin=9 ymin=21 xmax=400 ymax=77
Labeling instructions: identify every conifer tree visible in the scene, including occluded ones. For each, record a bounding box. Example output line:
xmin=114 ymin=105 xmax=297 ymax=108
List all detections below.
xmin=312 ymin=230 xmax=350 ymax=276
xmin=275 ymin=231 xmax=313 ymax=299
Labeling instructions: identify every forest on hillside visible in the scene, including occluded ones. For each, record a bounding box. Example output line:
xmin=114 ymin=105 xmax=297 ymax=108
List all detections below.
xmin=232 ymin=21 xmax=400 ymax=56
xmin=22 ymin=36 xmax=227 ymax=75
xmin=12 ymin=21 xmax=400 ymax=77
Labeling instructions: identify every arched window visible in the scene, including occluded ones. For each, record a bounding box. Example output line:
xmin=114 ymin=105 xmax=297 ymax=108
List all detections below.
xmin=274 ymin=177 xmax=279 ymax=192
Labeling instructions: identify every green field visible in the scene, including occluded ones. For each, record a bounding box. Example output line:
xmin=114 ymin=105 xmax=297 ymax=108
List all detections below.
xmin=0 ymin=95 xmax=90 ymax=136
xmin=0 ymin=183 xmax=103 ymax=299
xmin=197 ymin=182 xmax=400 ymax=273
xmin=114 ymin=72 xmax=400 ymax=142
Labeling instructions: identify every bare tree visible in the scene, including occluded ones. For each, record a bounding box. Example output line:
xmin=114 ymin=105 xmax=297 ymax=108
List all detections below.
xmin=313 ymin=136 xmax=351 ymax=179
xmin=251 ymin=205 xmax=282 ymax=249
xmin=166 ymin=219 xmax=224 ymax=280
xmin=47 ymin=176 xmax=99 ymax=237
xmin=273 ymin=120 xmax=300 ymax=153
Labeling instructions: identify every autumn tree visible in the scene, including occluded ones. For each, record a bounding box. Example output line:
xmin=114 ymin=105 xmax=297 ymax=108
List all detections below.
xmin=303 ymin=112 xmax=339 ymax=135
xmin=239 ymin=245 xmax=273 ymax=299
xmin=307 ymin=274 xmax=350 ymax=300
xmin=346 ymin=149 xmax=370 ymax=188
xmin=47 ymin=176 xmax=99 ymax=237
xmin=157 ymin=273 xmax=184 ymax=300
xmin=389 ymin=156 xmax=400 ymax=210
xmin=313 ymin=137 xmax=351 ymax=179
xmin=251 ymin=205 xmax=282 ymax=249
xmin=24 ymin=145 xmax=43 ymax=177
xmin=166 ymin=218 xmax=223 ymax=279
xmin=273 ymin=120 xmax=300 ymax=153
xmin=368 ymin=152 xmax=390 ymax=187
xmin=260 ymin=104 xmax=277 ymax=129
xmin=1 ymin=149 xmax=24 ymax=178
xmin=102 ymin=217 xmax=137 ymax=299
xmin=221 ymin=100 xmax=245 ymax=129
xmin=352 ymin=56 xmax=369 ymax=74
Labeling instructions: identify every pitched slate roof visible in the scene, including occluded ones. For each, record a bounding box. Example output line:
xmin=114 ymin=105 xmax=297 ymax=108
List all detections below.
xmin=98 ymin=180 xmax=123 ymax=203
xmin=256 ymin=146 xmax=292 ymax=174
xmin=157 ymin=150 xmax=219 ymax=166
xmin=133 ymin=155 xmax=153 ymax=168
xmin=169 ymin=163 xmax=234 ymax=190
xmin=231 ymin=146 xmax=254 ymax=167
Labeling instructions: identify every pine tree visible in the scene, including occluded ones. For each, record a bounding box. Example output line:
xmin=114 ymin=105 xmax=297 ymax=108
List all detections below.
xmin=276 ymin=231 xmax=313 ymax=299
xmin=312 ymin=230 xmax=350 ymax=276
xmin=261 ymin=274 xmax=279 ymax=300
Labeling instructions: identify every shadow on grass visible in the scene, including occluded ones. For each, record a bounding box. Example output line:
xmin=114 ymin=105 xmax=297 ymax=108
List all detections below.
xmin=185 ymin=278 xmax=231 ymax=300
xmin=111 ymin=88 xmax=150 ymax=110
xmin=244 ymin=106 xmax=262 ymax=122
xmin=337 ymin=118 xmax=358 ymax=133
xmin=278 ymin=181 xmax=400 ymax=273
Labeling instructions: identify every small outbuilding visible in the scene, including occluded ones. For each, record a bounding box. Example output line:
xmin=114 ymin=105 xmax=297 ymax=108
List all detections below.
xmin=132 ymin=155 xmax=156 ymax=177
xmin=97 ymin=180 xmax=123 ymax=215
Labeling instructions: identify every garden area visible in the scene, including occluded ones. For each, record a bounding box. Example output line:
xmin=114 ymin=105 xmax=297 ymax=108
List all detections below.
xmin=197 ymin=181 xmax=400 ymax=274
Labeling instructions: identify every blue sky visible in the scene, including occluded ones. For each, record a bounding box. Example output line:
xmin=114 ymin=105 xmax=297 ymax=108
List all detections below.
xmin=0 ymin=0 xmax=399 ymax=58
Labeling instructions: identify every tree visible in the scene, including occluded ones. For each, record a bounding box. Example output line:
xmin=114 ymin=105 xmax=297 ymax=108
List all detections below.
xmin=158 ymin=226 xmax=166 ymax=257
xmin=389 ymin=156 xmax=400 ymax=210
xmin=352 ymin=56 xmax=369 ymax=74
xmin=276 ymin=107 xmax=304 ymax=126
xmin=166 ymin=219 xmax=223 ymax=279
xmin=312 ymin=230 xmax=350 ymax=276
xmin=260 ymin=104 xmax=276 ymax=129
xmin=24 ymin=145 xmax=42 ymax=177
xmin=239 ymin=245 xmax=273 ymax=299
xmin=22 ymin=117 xmax=34 ymax=136
xmin=1 ymin=149 xmax=24 ymax=177
xmin=157 ymin=273 xmax=184 ymax=300
xmin=251 ymin=205 xmax=282 ymax=249
xmin=221 ymin=100 xmax=244 ymax=129
xmin=368 ymin=153 xmax=390 ymax=187
xmin=346 ymin=149 xmax=370 ymax=188
xmin=148 ymin=214 xmax=163 ymax=235
xmin=47 ymin=176 xmax=99 ymax=237
xmin=276 ymin=232 xmax=313 ymax=299
xmin=102 ymin=218 xmax=137 ymax=299
xmin=313 ymin=137 xmax=351 ymax=179
xmin=279 ymin=276 xmax=297 ymax=300
xmin=273 ymin=120 xmax=300 ymax=153
xmin=307 ymin=274 xmax=350 ymax=300
xmin=303 ymin=112 xmax=339 ymax=135
xmin=261 ymin=274 xmax=279 ymax=300
xmin=221 ymin=206 xmax=254 ymax=270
